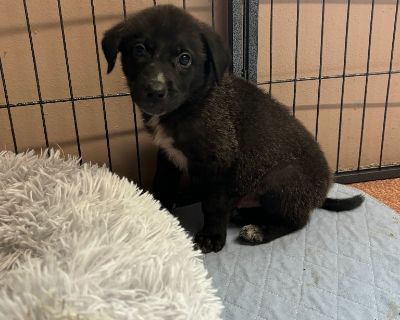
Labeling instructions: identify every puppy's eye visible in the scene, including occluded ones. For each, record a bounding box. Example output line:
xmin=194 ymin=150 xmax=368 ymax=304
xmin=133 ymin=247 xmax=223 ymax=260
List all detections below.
xmin=177 ymin=52 xmax=192 ymax=67
xmin=134 ymin=43 xmax=146 ymax=57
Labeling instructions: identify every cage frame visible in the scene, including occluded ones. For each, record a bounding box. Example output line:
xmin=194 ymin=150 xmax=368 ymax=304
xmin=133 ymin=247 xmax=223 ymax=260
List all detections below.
xmin=1 ymin=0 xmax=400 ymax=186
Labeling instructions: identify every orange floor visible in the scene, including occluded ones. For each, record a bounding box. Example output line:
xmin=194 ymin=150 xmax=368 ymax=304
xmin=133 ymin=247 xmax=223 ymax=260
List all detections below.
xmin=352 ymin=178 xmax=400 ymax=213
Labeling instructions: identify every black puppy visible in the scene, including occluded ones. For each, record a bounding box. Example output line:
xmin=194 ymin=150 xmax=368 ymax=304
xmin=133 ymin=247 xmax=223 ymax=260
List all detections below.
xmin=102 ymin=5 xmax=363 ymax=253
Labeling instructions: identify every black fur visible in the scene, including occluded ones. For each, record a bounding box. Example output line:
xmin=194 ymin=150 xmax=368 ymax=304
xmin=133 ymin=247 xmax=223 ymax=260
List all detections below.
xmin=321 ymin=195 xmax=364 ymax=211
xmin=102 ymin=5 xmax=364 ymax=253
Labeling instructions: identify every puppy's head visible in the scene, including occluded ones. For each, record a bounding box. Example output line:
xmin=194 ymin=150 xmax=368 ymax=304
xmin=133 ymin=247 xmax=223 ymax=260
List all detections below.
xmin=102 ymin=5 xmax=230 ymax=116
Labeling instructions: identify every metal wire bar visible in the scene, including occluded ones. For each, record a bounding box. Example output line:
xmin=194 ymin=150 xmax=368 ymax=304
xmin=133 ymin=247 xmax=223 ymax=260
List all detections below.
xmin=242 ymin=0 xmax=248 ymax=79
xmin=122 ymin=0 xmax=127 ymax=17
xmin=315 ymin=0 xmax=326 ymax=140
xmin=2 ymin=69 xmax=398 ymax=108
xmin=56 ymin=0 xmax=82 ymax=162
xmin=0 ymin=92 xmax=130 ymax=109
xmin=257 ymin=69 xmax=400 ymax=86
xmin=22 ymin=0 xmax=49 ymax=148
xmin=229 ymin=0 xmax=243 ymax=77
xmin=0 ymin=57 xmax=18 ymax=153
xmin=90 ymin=0 xmax=113 ymax=170
xmin=211 ymin=0 xmax=215 ymax=30
xmin=357 ymin=0 xmax=375 ymax=170
xmin=153 ymin=0 xmax=157 ymax=6
xmin=292 ymin=0 xmax=300 ymax=117
xmin=269 ymin=0 xmax=273 ymax=93
xmin=246 ymin=0 xmax=259 ymax=83
xmin=335 ymin=164 xmax=400 ymax=184
xmin=3 ymin=68 xmax=400 ymax=110
xmin=122 ymin=0 xmax=142 ymax=187
xmin=379 ymin=0 xmax=399 ymax=168
xmin=336 ymin=0 xmax=352 ymax=173
xmin=183 ymin=0 xmax=186 ymax=10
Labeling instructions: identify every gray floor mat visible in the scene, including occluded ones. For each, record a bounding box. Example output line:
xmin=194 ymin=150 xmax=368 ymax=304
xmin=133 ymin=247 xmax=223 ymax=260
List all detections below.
xmin=175 ymin=184 xmax=400 ymax=320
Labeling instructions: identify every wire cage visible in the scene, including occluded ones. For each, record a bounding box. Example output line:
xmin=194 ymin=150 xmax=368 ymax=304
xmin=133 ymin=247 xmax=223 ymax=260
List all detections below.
xmin=233 ymin=0 xmax=400 ymax=183
xmin=1 ymin=0 xmax=399 ymax=189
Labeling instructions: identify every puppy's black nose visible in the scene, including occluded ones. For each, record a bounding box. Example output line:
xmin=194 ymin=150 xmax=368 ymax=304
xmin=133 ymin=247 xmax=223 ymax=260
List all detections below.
xmin=146 ymin=81 xmax=167 ymax=99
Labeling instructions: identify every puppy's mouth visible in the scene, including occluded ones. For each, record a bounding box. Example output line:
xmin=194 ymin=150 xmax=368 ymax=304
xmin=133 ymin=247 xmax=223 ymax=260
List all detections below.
xmin=135 ymin=101 xmax=168 ymax=116
xmin=128 ymin=78 xmax=184 ymax=116
xmin=133 ymin=92 xmax=183 ymax=116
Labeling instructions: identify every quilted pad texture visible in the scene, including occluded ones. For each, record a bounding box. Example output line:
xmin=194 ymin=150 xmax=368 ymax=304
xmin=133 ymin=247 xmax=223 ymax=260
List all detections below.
xmin=176 ymin=184 xmax=400 ymax=320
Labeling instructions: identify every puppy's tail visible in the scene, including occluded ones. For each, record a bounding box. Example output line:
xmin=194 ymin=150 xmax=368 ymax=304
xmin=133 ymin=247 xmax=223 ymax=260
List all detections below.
xmin=321 ymin=195 xmax=364 ymax=212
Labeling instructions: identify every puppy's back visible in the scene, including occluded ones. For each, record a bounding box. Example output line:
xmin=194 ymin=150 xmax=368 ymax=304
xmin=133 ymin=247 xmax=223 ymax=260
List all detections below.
xmin=204 ymin=75 xmax=331 ymax=188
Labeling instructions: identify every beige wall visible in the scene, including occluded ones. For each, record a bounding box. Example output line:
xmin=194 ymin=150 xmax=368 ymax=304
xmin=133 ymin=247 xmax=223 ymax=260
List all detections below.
xmin=1 ymin=0 xmax=399 ymax=189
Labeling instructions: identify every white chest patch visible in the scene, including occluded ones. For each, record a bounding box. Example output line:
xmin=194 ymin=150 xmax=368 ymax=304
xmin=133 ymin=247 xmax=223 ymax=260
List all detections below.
xmin=148 ymin=116 xmax=188 ymax=172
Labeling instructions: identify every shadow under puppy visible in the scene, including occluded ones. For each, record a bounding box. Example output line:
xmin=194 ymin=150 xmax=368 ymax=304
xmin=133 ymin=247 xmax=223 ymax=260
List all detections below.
xmin=102 ymin=5 xmax=363 ymax=253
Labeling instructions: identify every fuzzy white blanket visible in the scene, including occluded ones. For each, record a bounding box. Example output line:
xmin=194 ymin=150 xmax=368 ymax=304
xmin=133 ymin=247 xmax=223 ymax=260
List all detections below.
xmin=0 ymin=150 xmax=222 ymax=320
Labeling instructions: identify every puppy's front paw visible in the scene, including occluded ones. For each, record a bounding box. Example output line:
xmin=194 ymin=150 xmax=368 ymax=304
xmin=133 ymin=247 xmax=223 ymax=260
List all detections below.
xmin=194 ymin=229 xmax=226 ymax=253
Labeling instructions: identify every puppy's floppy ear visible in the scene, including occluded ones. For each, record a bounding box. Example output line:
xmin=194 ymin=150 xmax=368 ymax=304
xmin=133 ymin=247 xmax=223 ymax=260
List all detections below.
xmin=101 ymin=22 xmax=125 ymax=74
xmin=201 ymin=26 xmax=231 ymax=85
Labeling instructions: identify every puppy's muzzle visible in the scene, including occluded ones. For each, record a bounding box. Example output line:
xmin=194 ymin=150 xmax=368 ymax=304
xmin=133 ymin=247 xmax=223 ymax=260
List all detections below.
xmin=145 ymin=80 xmax=167 ymax=102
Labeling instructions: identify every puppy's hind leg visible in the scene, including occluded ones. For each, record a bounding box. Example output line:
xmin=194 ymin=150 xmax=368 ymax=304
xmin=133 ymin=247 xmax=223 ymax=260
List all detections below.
xmin=231 ymin=207 xmax=265 ymax=226
xmin=238 ymin=196 xmax=308 ymax=245
xmin=240 ymin=164 xmax=325 ymax=244
xmin=238 ymin=219 xmax=300 ymax=244
xmin=235 ymin=199 xmax=303 ymax=245
xmin=239 ymin=224 xmax=268 ymax=243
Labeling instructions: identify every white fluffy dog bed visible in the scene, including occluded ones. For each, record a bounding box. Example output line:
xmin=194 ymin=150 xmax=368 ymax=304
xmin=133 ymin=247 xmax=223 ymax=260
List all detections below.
xmin=0 ymin=150 xmax=222 ymax=320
